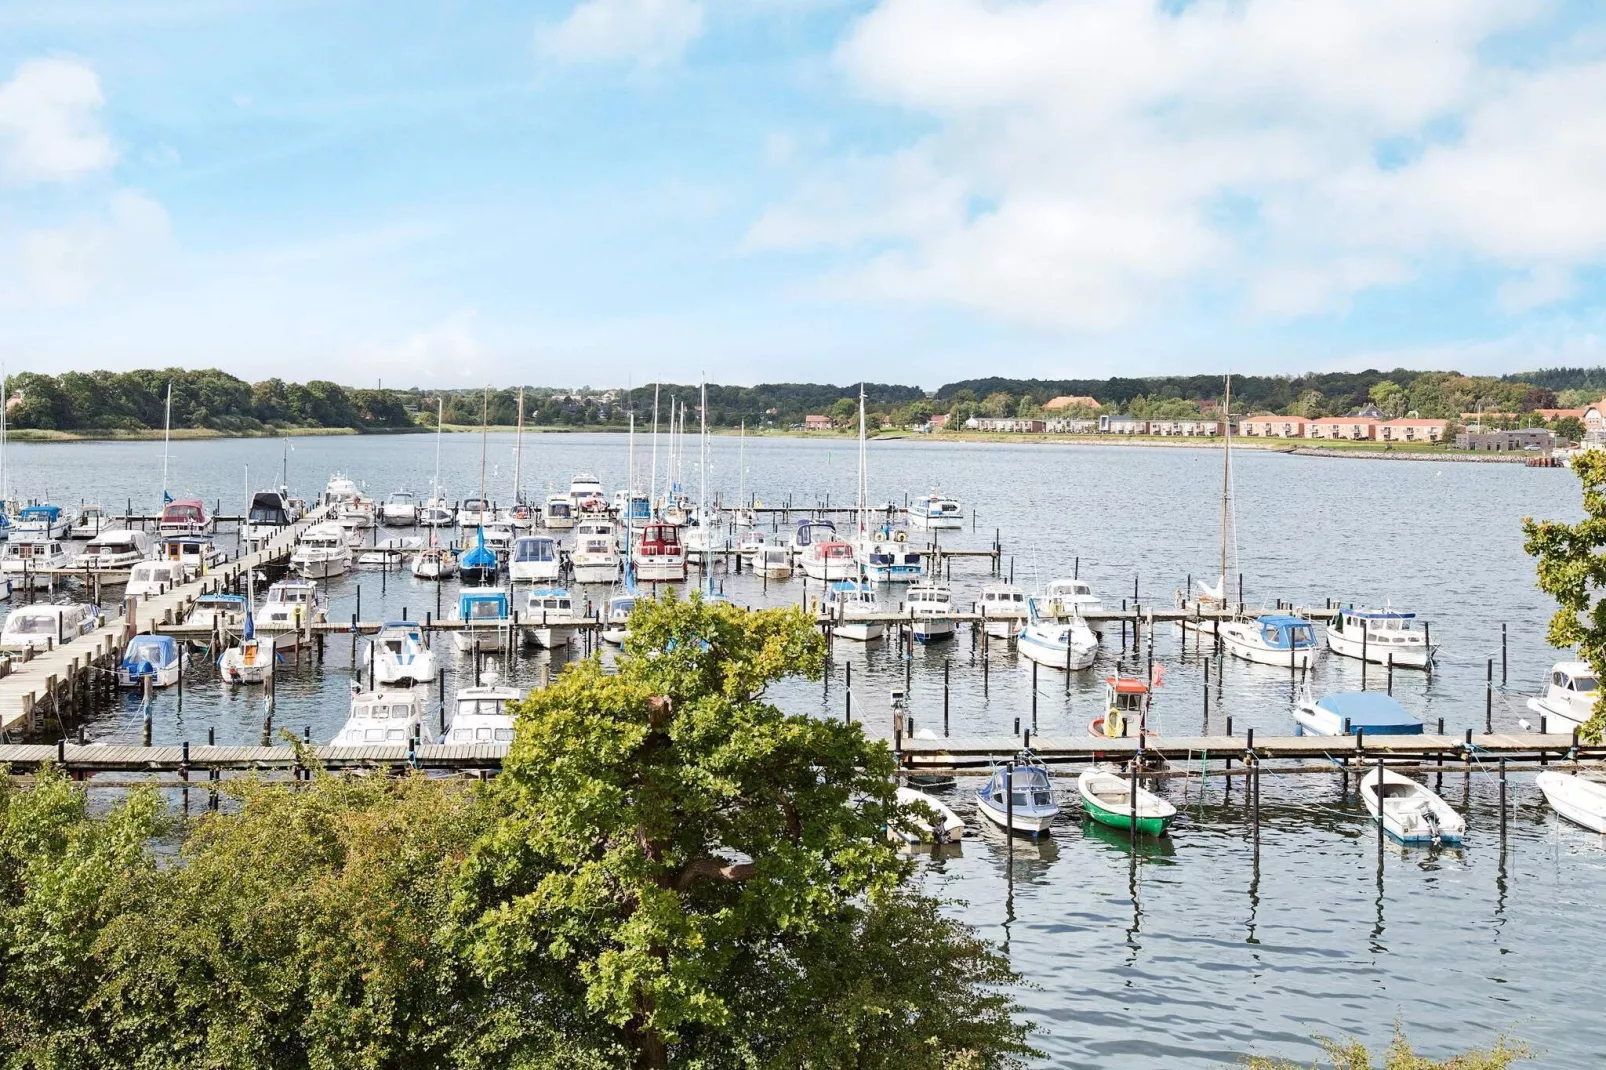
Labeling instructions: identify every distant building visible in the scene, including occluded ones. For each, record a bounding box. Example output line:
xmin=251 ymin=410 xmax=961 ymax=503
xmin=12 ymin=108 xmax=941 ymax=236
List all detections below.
xmin=927 ymin=413 xmax=948 ymax=430
xmin=1356 ymin=403 xmax=1384 ymax=419
xmin=1457 ymin=428 xmax=1555 ymax=452
xmin=972 ymin=417 xmax=1046 ymax=433
xmin=1238 ymin=415 xmax=1309 ymax=438
xmin=1379 ymin=418 xmax=1449 ymax=444
xmin=1044 ymin=417 xmax=1097 ymax=434
xmin=1043 ymin=394 xmax=1100 ymax=412
xmin=1099 ymin=415 xmax=1146 ymax=435
xmin=804 ymin=414 xmax=832 ymax=430
xmin=1307 ymin=416 xmax=1379 ymax=441
xmin=1147 ymin=418 xmax=1221 ymax=437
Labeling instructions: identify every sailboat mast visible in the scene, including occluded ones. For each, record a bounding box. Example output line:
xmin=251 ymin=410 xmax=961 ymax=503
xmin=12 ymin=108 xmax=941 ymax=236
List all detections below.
xmin=161 ymin=382 xmax=172 ymax=504
xmin=650 ymin=383 xmax=660 ymax=520
xmin=1 ymin=363 xmax=9 ymax=507
xmin=432 ymin=397 xmax=443 ymax=502
xmin=738 ymin=420 xmax=746 ymax=514
xmin=698 ymin=380 xmax=707 ymax=530
xmin=1219 ymin=373 xmax=1232 ymax=587
xmin=478 ymin=388 xmax=488 ymax=508
xmin=857 ymin=383 xmax=867 ymax=538
xmin=627 ymin=410 xmax=636 ymax=553
xmin=513 ymin=387 xmax=525 ymax=505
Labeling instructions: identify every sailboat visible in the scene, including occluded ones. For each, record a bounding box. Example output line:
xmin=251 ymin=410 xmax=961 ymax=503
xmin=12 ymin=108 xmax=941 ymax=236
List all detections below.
xmin=684 ymin=380 xmax=728 ymax=564
xmin=219 ymin=571 xmax=275 ymax=686
xmin=419 ymin=398 xmax=456 ymax=527
xmin=459 ymin=390 xmax=498 ymax=584
xmin=506 ymin=388 xmax=537 ymax=529
xmin=852 ymin=384 xmax=923 ymax=583
xmin=1178 ymin=374 xmax=1236 ymax=637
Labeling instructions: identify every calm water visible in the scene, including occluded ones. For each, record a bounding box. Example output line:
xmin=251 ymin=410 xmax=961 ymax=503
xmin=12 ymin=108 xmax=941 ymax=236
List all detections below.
xmin=10 ymin=432 xmax=1598 ymax=1067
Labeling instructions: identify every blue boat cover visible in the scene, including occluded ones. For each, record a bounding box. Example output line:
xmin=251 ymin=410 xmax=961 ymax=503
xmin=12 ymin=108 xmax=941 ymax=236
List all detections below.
xmin=1314 ymin=691 xmax=1423 ymax=733
xmin=20 ymin=505 xmax=60 ymax=520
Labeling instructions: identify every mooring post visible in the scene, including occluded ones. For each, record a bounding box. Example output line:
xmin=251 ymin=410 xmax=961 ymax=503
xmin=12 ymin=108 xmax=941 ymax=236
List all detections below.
xmin=1387 ymin=652 xmax=1393 ymax=695
xmin=1501 ymin=623 xmax=1508 ymax=685
xmin=1486 ymin=658 xmax=1493 ymax=732
xmin=1004 ymin=762 xmax=1014 ymax=853
xmin=1499 ymin=757 xmax=1508 ymax=842
xmin=943 ymin=659 xmax=950 ymax=736
xmin=845 ymin=662 xmax=852 ymax=723
xmin=1031 ymin=661 xmax=1038 ymax=730
xmin=1436 ymin=716 xmax=1445 ymax=792
xmin=1376 ymin=757 xmax=1386 ymax=861
xmin=1203 ymin=658 xmax=1210 ymax=727
xmin=1361 ymin=625 xmax=1368 ymax=688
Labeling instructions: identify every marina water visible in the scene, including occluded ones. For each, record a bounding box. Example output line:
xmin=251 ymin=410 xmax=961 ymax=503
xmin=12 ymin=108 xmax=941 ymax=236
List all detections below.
xmin=11 ymin=432 xmax=1598 ymax=1067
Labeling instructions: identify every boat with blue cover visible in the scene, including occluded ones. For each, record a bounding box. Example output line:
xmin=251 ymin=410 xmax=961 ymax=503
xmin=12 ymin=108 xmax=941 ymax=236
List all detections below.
xmin=1293 ymin=688 xmax=1423 ymax=737
xmin=452 ymin=587 xmax=511 ymax=653
xmin=1220 ymin=613 xmax=1319 ymax=668
xmin=16 ymin=504 xmax=69 ymax=540
xmin=459 ymin=526 xmax=498 ymax=585
xmin=117 ymin=634 xmax=186 ymax=688
xmin=975 ymin=755 xmax=1059 ymax=836
xmin=1325 ymin=606 xmax=1435 ymax=668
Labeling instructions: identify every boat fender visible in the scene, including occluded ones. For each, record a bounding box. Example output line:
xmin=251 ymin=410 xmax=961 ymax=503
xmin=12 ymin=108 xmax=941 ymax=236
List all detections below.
xmin=1104 ymin=709 xmax=1124 ymax=738
xmin=894 ymin=530 xmax=907 ymax=543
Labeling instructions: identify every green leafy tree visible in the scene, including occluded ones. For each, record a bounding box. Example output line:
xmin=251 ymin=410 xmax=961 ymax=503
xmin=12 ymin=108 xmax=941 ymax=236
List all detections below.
xmin=979 ymin=392 xmax=1014 ymax=417
xmin=1524 ymin=449 xmax=1606 ymax=741
xmin=829 ymin=397 xmax=857 ymax=427
xmin=454 ymin=594 xmax=1033 ymax=1068
xmin=1369 ymin=380 xmax=1406 ymax=418
xmin=1553 ymin=416 xmax=1586 ymax=443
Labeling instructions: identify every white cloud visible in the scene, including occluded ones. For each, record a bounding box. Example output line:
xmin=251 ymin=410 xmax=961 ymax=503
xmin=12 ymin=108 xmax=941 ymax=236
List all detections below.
xmin=537 ymin=0 xmax=705 ymax=69
xmin=756 ymin=0 xmax=1606 ymax=327
xmin=0 ymin=57 xmax=115 ymax=185
xmin=354 ymin=318 xmax=487 ymax=383
xmin=16 ymin=189 xmax=171 ymax=303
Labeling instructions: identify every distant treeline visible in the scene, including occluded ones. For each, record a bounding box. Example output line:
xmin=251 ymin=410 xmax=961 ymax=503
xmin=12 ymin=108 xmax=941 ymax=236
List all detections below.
xmin=6 ymin=370 xmax=412 ymax=433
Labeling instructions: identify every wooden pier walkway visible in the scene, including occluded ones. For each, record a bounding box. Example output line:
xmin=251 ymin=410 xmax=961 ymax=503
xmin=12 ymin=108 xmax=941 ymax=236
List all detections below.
xmin=0 ymin=740 xmax=506 ymax=774
xmin=0 ymin=508 xmax=332 ymax=735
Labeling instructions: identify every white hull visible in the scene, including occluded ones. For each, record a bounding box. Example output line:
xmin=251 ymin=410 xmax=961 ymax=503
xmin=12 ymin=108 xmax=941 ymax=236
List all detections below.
xmin=891 ymin=787 xmax=965 ymax=844
xmin=1361 ymin=767 xmax=1465 ymax=844
xmin=633 ymin=557 xmax=687 ymax=582
xmin=602 ymin=625 xmax=628 ymax=646
xmin=1221 ymin=632 xmax=1317 ymax=668
xmin=834 ymin=619 xmax=885 ymax=642
xmin=292 ymin=555 xmax=350 ymax=579
xmin=911 ymin=618 xmax=954 ymax=642
xmin=984 ymin=617 xmax=1024 ymax=640
xmin=521 ymin=625 xmax=577 ymax=649
xmin=381 ymin=506 xmax=418 ymax=525
xmin=1526 ymin=696 xmax=1587 ymax=733
xmin=802 ymin=559 xmax=857 ymax=582
xmin=572 ymin=561 xmax=619 ymax=584
xmin=974 ymin=797 xmax=1056 ymax=834
xmin=1326 ymin=625 xmax=1432 ymax=668
xmin=219 ymin=642 xmax=275 ymax=685
xmin=1292 ymin=702 xmax=1344 ymax=736
xmin=117 ymin=662 xmax=182 ymax=688
xmin=1536 ymin=771 xmax=1606 ymax=833
xmin=545 ymin=517 xmax=575 ymax=532
xmin=1017 ymin=626 xmax=1098 ymax=670
xmin=453 ymin=627 xmax=509 ymax=654
xmin=907 ymin=515 xmax=962 ymax=531
xmin=373 ymin=656 xmax=437 ymax=686
xmin=757 ymin=563 xmax=792 ymax=579
xmin=510 ymin=562 xmax=562 ymax=584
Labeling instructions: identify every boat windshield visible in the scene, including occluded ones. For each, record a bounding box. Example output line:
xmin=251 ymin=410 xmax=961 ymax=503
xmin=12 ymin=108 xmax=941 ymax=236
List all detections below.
xmin=514 ymin=540 xmax=556 ymax=563
xmin=456 ymin=699 xmax=510 ymax=718
xmin=1575 ymin=675 xmax=1598 ymax=693
xmin=466 ymin=600 xmax=506 ymax=620
xmin=7 ymin=613 xmax=56 ymax=634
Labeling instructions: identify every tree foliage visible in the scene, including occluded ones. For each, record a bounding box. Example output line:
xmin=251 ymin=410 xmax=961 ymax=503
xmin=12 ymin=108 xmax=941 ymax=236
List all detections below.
xmin=1247 ymin=1026 xmax=1529 ymax=1069
xmin=0 ymin=596 xmax=1033 ymax=1069
xmin=1524 ymin=449 xmax=1606 ymax=742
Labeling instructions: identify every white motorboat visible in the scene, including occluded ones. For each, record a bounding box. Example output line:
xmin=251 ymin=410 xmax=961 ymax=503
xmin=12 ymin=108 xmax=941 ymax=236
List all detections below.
xmin=801 ymin=539 xmax=857 ymax=582
xmin=975 ymin=756 xmax=1058 ymax=836
xmin=1089 ymin=675 xmax=1154 ymax=741
xmin=509 ymin=535 xmax=561 ymax=583
xmin=15 ymin=505 xmax=71 ymax=540
xmin=419 ymin=498 xmax=456 ymax=528
xmin=907 ymin=490 xmax=964 ymax=531
xmin=1220 ymin=614 xmax=1319 ymax=669
xmin=859 ymin=534 xmax=924 ymax=583
xmin=459 ymin=496 xmax=494 ymax=528
xmin=521 ymin=587 xmax=581 ymax=648
xmin=735 ymin=529 xmax=766 ymax=561
xmin=74 ymin=529 xmax=152 ymax=571
xmin=1326 ymin=607 xmax=1435 ymax=668
xmin=906 ymin=582 xmax=955 ymax=642
xmin=442 ymin=684 xmax=522 ymax=744
xmin=482 ymin=519 xmax=517 ymax=558
xmin=356 ymin=536 xmax=422 ymax=568
xmin=337 ymin=499 xmax=376 ymax=536
xmin=291 ymin=522 xmax=352 ymax=579
xmin=411 ymin=545 xmax=458 ymax=581
xmin=243 ymin=490 xmax=293 ymax=549
xmin=632 ymin=522 xmax=687 ymax=582
xmin=1293 ymin=687 xmax=1423 ymax=738
xmin=452 ymin=588 xmax=513 ymax=654
xmin=684 ymin=523 xmax=732 ymax=565
xmin=822 ymin=581 xmax=886 ymax=642
xmin=366 ymin=620 xmax=437 ymax=686
xmin=1360 ymin=766 xmax=1465 ymax=845
xmin=185 ymin=592 xmax=248 ymax=637
xmin=1527 ymin=661 xmax=1599 ymax=733
xmin=68 ymin=504 xmax=112 ymax=539
xmin=602 ymin=593 xmax=636 ymax=646
xmin=116 ymin=634 xmax=186 ymax=688
xmin=889 ymin=786 xmax=965 ymax=844
xmin=156 ymin=535 xmax=227 ymax=581
xmin=323 ymin=473 xmax=360 ymax=505
xmin=1018 ymin=598 xmax=1099 ymax=670
xmin=571 ymin=520 xmax=620 ymax=584
xmin=256 ymin=578 xmax=325 ymax=651
xmin=756 ymin=538 xmax=793 ymax=579
xmin=1 ymin=538 xmax=70 ymax=589
xmin=381 ymin=490 xmax=419 ymax=526
xmin=978 ymin=583 xmax=1029 ymax=639
xmin=788 ymin=518 xmax=837 ymax=558
xmin=1045 ymin=578 xmax=1105 ymax=634
xmin=126 ymin=560 xmax=183 ymax=600
xmin=0 ymin=602 xmax=101 ymax=654
xmin=1536 ymin=771 xmax=1606 ymax=833
xmin=218 ymin=631 xmax=275 ymax=686
xmin=542 ymin=494 xmax=575 ymax=531
xmin=569 ymin=472 xmax=606 ymax=515
xmin=331 ymin=689 xmax=427 ymax=746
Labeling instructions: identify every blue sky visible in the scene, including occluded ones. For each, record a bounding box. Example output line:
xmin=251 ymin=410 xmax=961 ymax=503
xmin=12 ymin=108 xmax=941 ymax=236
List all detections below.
xmin=1 ymin=0 xmax=1605 ymax=389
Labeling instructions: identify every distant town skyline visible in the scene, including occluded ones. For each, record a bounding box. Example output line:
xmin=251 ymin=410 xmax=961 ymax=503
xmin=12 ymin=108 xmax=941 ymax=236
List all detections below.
xmin=2 ymin=1 xmax=1605 ymax=388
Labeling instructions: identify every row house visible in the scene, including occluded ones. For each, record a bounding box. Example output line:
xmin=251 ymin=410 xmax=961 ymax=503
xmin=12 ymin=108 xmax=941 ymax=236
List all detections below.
xmin=1378 ymin=418 xmax=1449 ymax=443
xmin=1098 ymin=415 xmax=1146 ymax=434
xmin=1044 ymin=417 xmax=1098 ymax=434
xmin=1307 ymin=416 xmax=1380 ymax=441
xmin=1238 ymin=415 xmax=1309 ymax=438
xmin=1147 ymin=418 xmax=1221 ymax=437
xmin=967 ymin=417 xmax=1047 ymax=432
xmin=804 ymin=414 xmax=832 ymax=430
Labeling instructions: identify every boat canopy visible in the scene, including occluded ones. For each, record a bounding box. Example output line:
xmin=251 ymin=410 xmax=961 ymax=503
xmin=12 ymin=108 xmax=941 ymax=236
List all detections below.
xmin=123 ymin=635 xmax=179 ymax=666
xmin=161 ymin=499 xmax=207 ymax=522
xmin=459 ymin=590 xmax=509 ymax=619
xmin=1104 ymin=676 xmax=1149 ymax=695
xmin=513 ymin=537 xmax=556 ymax=562
xmin=1344 ymin=608 xmax=1416 ymax=620
xmin=196 ymin=593 xmax=246 ymax=608
xmin=380 ymin=620 xmax=423 ymax=636
xmin=1255 ymin=614 xmax=1317 ymax=649
xmin=19 ymin=505 xmax=61 ymax=521
xmin=1313 ymin=691 xmax=1423 ymax=735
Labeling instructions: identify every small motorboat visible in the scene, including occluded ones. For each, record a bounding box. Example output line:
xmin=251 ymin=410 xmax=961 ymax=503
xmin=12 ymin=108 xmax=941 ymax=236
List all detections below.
xmin=1293 ymin=687 xmax=1423 ymax=738
xmin=1535 ymin=771 xmax=1606 ymax=833
xmin=822 ymin=580 xmax=885 ymax=642
xmin=801 ymin=539 xmax=857 ymax=582
xmin=15 ymin=504 xmax=71 ymax=540
xmin=906 ymin=582 xmax=955 ymax=642
xmin=126 ymin=560 xmax=183 ymax=600
xmin=330 ymin=690 xmax=427 ymax=746
xmin=185 ymin=592 xmax=248 ymax=638
xmin=906 ymin=489 xmax=964 ymax=531
xmin=453 ymin=588 xmax=512 ymax=654
xmin=218 ymin=631 xmax=276 ymax=686
xmin=356 ymin=536 xmax=422 ymax=568
xmin=756 ymin=538 xmax=793 ymax=579
xmin=367 ymin=620 xmax=437 ymax=686
xmin=458 ymin=496 xmax=494 ymax=528
xmin=243 ymin=490 xmax=293 ymax=550
xmin=74 ymin=529 xmax=152 ymax=570
xmin=570 ymin=521 xmax=620 ymax=584
xmin=255 ymin=578 xmax=325 ymax=651
xmin=442 ymin=684 xmax=522 ymax=744
xmin=116 ymin=634 xmax=186 ymax=688
xmin=543 ymin=494 xmax=575 ymax=532
xmin=289 ymin=523 xmax=352 ymax=579
xmin=521 ymin=588 xmax=581 ymax=649
xmin=974 ymin=756 xmax=1058 ymax=836
xmin=418 ymin=497 xmax=456 ymax=528
xmin=158 ymin=498 xmax=214 ymax=537
xmin=68 ymin=504 xmax=112 ymax=539
xmin=411 ymin=545 xmax=458 ymax=580
xmin=1220 ymin=613 xmax=1319 ymax=668
xmin=381 ymin=490 xmax=419 ymax=526
xmin=322 ymin=473 xmax=360 ymax=505
xmin=977 ymin=583 xmax=1029 ymax=640
xmin=156 ymin=534 xmax=228 ymax=580
xmin=1 ymin=538 xmax=70 ymax=590
xmin=1527 ymin=661 xmax=1598 ymax=733
xmin=509 ymin=535 xmax=561 ymax=584
xmin=1044 ymin=578 xmax=1104 ymax=634
xmin=889 ymin=786 xmax=966 ymax=844
xmin=1325 ymin=606 xmax=1435 ymax=668
xmin=787 ymin=518 xmax=837 ymax=558
xmin=0 ymin=602 xmax=102 ymax=654
xmin=631 ymin=522 xmax=687 ymax=582
xmin=602 ymin=593 xmax=636 ymax=646
xmin=1017 ymin=597 xmax=1099 ymax=670
xmin=1088 ymin=675 xmax=1155 ymax=741
xmin=1360 ymin=766 xmax=1465 ymax=845
xmin=1077 ymin=768 xmax=1176 ymax=836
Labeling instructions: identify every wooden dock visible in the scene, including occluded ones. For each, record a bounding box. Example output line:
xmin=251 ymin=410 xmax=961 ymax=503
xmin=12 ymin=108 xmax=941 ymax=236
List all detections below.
xmin=0 ymin=740 xmax=507 ymax=774
xmin=0 ymin=507 xmax=332 ymax=735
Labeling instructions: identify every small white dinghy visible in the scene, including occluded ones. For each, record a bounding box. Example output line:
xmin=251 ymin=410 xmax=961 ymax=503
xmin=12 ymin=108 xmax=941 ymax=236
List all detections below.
xmin=1535 ymin=771 xmax=1606 ymax=834
xmin=1360 ymin=767 xmax=1465 ymax=845
xmin=889 ymin=786 xmax=966 ymax=845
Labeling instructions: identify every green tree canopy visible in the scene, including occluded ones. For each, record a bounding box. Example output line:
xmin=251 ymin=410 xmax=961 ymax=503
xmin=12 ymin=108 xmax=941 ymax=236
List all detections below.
xmin=1525 ymin=449 xmax=1606 ymax=741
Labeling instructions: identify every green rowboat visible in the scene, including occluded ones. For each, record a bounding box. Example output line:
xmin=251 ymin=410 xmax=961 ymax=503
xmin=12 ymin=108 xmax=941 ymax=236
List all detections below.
xmin=1077 ymin=768 xmax=1177 ymax=836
